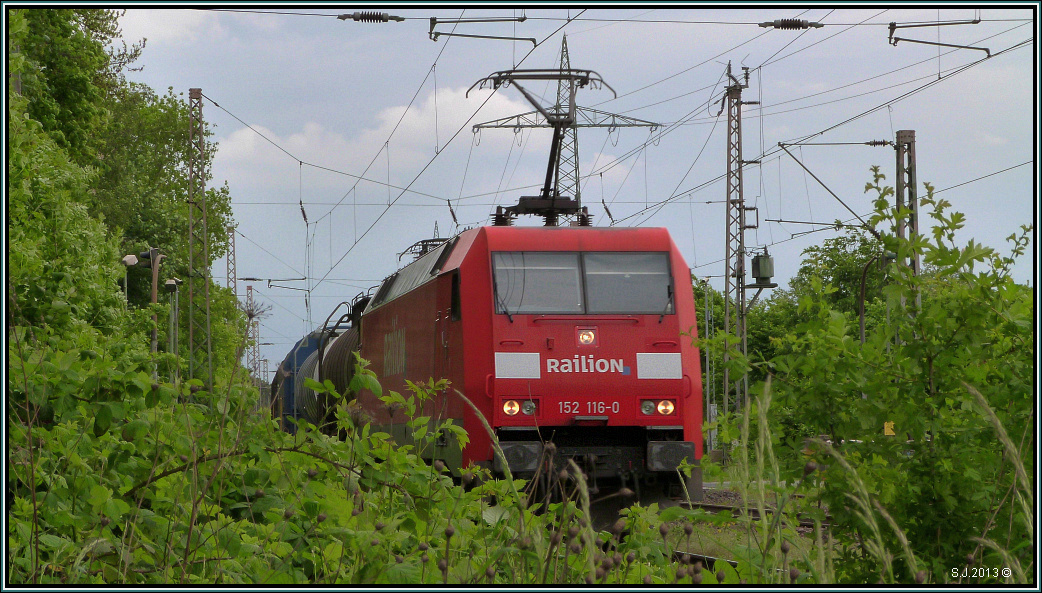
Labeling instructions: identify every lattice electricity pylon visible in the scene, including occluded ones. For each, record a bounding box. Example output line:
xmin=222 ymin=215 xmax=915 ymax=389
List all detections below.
xmin=227 ymin=225 xmax=238 ymax=304
xmin=187 ymin=88 xmax=214 ymax=390
xmin=471 ymin=37 xmax=658 ymax=225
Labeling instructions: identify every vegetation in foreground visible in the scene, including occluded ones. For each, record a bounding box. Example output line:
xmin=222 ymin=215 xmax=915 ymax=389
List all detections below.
xmin=6 ymin=8 xmax=1033 ymax=586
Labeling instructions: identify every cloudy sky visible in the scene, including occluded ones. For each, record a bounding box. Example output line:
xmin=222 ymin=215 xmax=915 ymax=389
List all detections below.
xmin=115 ymin=7 xmax=1037 ymax=377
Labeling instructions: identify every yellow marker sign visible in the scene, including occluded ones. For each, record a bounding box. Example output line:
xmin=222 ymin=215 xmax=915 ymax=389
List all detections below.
xmin=884 ymin=421 xmax=895 ymax=436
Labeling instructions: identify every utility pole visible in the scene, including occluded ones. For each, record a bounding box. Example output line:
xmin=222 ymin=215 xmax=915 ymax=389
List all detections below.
xmin=227 ymin=225 xmax=238 ymax=304
xmin=894 ymin=130 xmax=920 ymax=275
xmin=246 ymin=285 xmax=260 ymax=380
xmin=702 ymin=278 xmax=717 ymax=452
xmin=894 ymin=129 xmax=921 ymax=321
xmin=188 ymin=88 xmax=214 ymax=390
xmin=166 ymin=278 xmax=183 ymax=384
xmin=262 ymin=359 xmax=269 ymax=384
xmin=722 ymin=63 xmax=759 ymax=417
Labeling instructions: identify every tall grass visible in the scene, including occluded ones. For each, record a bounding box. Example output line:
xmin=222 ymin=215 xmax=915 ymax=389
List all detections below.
xmin=698 ymin=377 xmax=1034 ymax=584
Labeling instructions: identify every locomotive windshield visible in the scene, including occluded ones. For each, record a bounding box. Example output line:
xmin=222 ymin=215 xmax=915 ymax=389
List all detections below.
xmin=492 ymin=252 xmax=583 ymax=314
xmin=492 ymin=251 xmax=673 ymax=315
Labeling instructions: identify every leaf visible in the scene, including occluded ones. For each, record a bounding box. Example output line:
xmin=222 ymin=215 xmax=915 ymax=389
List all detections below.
xmin=102 ymin=498 xmax=130 ymax=521
xmin=482 ymin=505 xmax=510 ymax=525
xmin=38 ymin=533 xmax=69 ymax=549
xmin=93 ymin=404 xmax=112 ymax=437
xmin=88 ymin=484 xmax=112 ymax=509
xmin=145 ymin=385 xmax=159 ymax=408
xmin=303 ymin=377 xmax=326 ymax=394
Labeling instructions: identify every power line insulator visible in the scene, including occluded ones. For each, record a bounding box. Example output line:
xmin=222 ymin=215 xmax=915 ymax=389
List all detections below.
xmin=759 ymin=19 xmax=823 ymax=30
xmin=339 ymin=12 xmax=404 ymax=23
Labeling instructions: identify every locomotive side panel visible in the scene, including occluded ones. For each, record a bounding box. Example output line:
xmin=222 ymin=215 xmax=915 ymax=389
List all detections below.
xmin=670 ymin=239 xmax=704 ymax=459
xmin=354 ymin=230 xmax=495 ymax=471
xmin=452 ymin=228 xmax=496 ymax=469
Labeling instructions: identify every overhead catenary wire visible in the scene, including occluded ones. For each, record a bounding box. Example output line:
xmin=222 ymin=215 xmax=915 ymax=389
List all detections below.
xmin=609 ymin=17 xmax=1029 ymax=128
xmin=208 ymin=11 xmax=1028 ymax=330
xmin=199 ymin=9 xmax=1033 ymax=27
xmin=756 ymin=8 xmax=881 ymax=69
xmin=615 ymin=34 xmax=1032 ymax=226
xmin=755 ymin=9 xmax=834 ymax=69
xmin=632 ymin=85 xmax=726 ymax=227
xmin=784 ymin=37 xmax=1032 ymax=145
xmin=313 ymin=10 xmax=590 ymax=292
xmin=520 ymin=15 xmax=1031 ymax=26
xmin=691 ymin=211 xmax=875 ymax=271
xmin=253 ymin=289 xmax=308 ymax=323
xmin=650 ymin=19 xmax=1031 ymax=125
xmin=235 ymin=230 xmax=304 ymax=278
xmin=933 ymin=160 xmax=1033 ymax=194
xmin=202 ymin=94 xmax=455 ymax=202
xmin=215 ymin=23 xmax=1028 ymax=224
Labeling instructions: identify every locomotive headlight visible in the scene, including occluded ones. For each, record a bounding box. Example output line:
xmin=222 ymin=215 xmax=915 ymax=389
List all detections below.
xmin=657 ymin=400 xmax=675 ymax=415
xmin=641 ymin=400 xmax=656 ymax=415
xmin=521 ymin=400 xmax=537 ymax=415
xmin=577 ymin=329 xmax=596 ymax=345
xmin=503 ymin=400 xmax=520 ymax=416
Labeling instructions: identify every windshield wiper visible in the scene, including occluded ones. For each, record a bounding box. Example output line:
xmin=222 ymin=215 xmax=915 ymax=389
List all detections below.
xmin=493 ymin=281 xmax=514 ymax=323
xmin=658 ymin=285 xmax=673 ymax=324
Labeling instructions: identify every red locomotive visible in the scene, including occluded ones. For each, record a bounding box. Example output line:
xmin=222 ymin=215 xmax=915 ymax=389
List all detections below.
xmin=349 ymin=221 xmax=704 ymax=502
xmin=273 ymin=66 xmax=704 ymax=504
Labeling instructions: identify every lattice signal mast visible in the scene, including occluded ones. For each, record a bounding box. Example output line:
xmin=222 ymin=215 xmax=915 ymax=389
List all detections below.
xmin=721 ymin=64 xmax=759 ymax=416
xmin=227 ymin=225 xmax=238 ymax=303
xmin=188 ymin=88 xmax=214 ymax=390
xmin=246 ymin=285 xmax=260 ymax=379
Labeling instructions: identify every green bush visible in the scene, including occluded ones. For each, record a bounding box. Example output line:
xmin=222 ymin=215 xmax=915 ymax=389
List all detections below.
xmin=703 ymin=168 xmax=1033 ymax=584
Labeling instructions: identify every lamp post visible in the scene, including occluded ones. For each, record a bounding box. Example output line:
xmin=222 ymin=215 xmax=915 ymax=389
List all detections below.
xmin=120 ymin=254 xmax=139 ymax=305
xmin=859 ymin=251 xmax=896 ymax=344
xmin=139 ymin=248 xmax=167 ymax=357
xmin=166 ymin=277 xmax=183 ymax=384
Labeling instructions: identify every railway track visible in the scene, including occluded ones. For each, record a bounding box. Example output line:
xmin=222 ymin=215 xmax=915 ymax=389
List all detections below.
xmin=680 ymin=501 xmax=831 ymax=529
xmin=671 ymin=549 xmax=737 ymax=569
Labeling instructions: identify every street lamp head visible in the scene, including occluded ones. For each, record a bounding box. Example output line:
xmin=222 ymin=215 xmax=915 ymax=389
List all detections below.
xmin=121 ymin=254 xmax=139 ymax=267
xmin=165 ymin=277 xmax=183 ymax=292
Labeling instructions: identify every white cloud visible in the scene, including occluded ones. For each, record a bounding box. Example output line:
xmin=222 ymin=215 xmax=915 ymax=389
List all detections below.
xmin=356 ymin=86 xmax=545 ymax=164
xmin=119 ymin=9 xmax=225 ymax=46
xmin=213 ymin=86 xmax=544 ymax=197
xmin=979 ymin=132 xmax=1008 ymax=147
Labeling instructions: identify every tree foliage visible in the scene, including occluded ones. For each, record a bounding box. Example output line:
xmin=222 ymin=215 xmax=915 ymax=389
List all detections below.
xmin=757 ymin=167 xmax=1034 ymax=581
